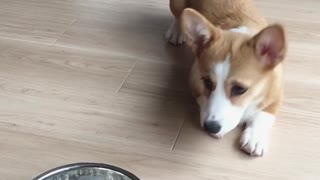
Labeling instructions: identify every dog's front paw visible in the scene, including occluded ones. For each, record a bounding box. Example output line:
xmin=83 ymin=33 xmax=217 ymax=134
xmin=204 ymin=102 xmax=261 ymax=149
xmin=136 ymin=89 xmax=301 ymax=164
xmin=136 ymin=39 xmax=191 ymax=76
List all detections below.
xmin=165 ymin=19 xmax=186 ymax=45
xmin=240 ymin=127 xmax=269 ymax=156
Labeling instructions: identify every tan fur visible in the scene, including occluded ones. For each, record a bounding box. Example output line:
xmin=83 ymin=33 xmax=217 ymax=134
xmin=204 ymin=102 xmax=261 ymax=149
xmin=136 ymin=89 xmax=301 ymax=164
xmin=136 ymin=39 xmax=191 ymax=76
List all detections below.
xmin=170 ymin=0 xmax=267 ymax=30
xmin=171 ymin=0 xmax=287 ymax=115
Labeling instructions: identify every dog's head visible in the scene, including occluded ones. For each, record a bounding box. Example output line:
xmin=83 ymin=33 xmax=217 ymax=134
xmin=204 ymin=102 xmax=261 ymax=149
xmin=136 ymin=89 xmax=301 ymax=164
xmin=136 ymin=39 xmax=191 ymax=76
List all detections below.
xmin=181 ymin=9 xmax=287 ymax=137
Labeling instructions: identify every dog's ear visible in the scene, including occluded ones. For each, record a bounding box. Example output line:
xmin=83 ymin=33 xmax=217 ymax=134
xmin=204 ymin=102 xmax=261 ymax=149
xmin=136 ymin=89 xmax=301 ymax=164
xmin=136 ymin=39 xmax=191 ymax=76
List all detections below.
xmin=250 ymin=24 xmax=287 ymax=69
xmin=181 ymin=8 xmax=220 ymax=56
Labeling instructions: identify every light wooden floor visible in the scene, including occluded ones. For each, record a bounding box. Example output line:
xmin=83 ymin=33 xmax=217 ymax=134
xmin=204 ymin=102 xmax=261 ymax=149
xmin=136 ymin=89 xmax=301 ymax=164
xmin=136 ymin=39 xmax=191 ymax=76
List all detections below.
xmin=0 ymin=0 xmax=319 ymax=179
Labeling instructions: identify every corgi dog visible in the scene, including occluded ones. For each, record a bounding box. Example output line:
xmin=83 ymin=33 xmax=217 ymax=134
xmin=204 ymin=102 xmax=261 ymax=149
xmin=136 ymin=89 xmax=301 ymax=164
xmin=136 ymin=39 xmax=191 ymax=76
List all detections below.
xmin=165 ymin=0 xmax=287 ymax=156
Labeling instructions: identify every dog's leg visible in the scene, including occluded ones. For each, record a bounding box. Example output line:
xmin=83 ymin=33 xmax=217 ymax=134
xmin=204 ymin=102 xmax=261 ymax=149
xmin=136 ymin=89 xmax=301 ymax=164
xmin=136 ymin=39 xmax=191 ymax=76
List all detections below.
xmin=240 ymin=111 xmax=275 ymax=156
xmin=165 ymin=0 xmax=187 ymax=45
xmin=165 ymin=18 xmax=186 ymax=45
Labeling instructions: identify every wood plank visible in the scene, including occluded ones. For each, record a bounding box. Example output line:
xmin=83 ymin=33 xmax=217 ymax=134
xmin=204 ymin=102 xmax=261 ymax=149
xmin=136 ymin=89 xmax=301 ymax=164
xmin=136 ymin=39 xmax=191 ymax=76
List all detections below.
xmin=0 ymin=0 xmax=77 ymax=43
xmin=0 ymin=40 xmax=187 ymax=149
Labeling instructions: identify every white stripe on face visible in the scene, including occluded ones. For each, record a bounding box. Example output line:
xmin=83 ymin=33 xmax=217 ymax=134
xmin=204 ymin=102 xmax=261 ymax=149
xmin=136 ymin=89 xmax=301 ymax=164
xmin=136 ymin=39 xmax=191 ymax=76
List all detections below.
xmin=230 ymin=26 xmax=256 ymax=35
xmin=205 ymin=54 xmax=245 ymax=136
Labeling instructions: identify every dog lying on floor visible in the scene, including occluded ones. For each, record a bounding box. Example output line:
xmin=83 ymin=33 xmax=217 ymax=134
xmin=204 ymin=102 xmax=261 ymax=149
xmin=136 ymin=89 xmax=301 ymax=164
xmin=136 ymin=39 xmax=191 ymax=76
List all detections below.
xmin=165 ymin=0 xmax=287 ymax=156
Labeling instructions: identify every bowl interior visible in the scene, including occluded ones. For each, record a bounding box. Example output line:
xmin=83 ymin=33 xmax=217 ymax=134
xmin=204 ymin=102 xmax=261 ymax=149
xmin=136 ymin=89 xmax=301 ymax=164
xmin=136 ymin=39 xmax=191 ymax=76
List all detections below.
xmin=34 ymin=163 xmax=139 ymax=180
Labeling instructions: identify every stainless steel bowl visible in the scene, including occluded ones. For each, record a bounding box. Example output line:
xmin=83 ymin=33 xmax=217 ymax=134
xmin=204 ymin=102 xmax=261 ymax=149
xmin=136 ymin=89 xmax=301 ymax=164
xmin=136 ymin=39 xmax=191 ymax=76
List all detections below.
xmin=33 ymin=163 xmax=140 ymax=180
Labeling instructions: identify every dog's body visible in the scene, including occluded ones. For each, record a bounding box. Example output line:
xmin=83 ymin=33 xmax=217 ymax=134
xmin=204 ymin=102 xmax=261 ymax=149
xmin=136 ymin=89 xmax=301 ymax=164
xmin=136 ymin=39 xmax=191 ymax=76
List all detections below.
xmin=166 ymin=0 xmax=287 ymax=156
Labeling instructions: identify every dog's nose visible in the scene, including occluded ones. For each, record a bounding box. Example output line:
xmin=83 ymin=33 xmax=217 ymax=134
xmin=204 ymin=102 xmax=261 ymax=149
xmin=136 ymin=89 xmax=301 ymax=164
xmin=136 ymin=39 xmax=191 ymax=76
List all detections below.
xmin=204 ymin=121 xmax=221 ymax=134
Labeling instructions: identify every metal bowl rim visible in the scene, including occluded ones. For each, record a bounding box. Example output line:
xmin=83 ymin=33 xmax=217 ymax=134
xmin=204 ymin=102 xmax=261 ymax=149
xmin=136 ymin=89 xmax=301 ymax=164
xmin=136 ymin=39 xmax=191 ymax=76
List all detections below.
xmin=33 ymin=162 xmax=140 ymax=180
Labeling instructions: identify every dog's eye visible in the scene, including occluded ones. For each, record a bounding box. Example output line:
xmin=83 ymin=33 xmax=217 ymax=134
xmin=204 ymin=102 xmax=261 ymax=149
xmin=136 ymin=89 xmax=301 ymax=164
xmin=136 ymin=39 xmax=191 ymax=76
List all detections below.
xmin=231 ymin=85 xmax=248 ymax=96
xmin=202 ymin=77 xmax=213 ymax=91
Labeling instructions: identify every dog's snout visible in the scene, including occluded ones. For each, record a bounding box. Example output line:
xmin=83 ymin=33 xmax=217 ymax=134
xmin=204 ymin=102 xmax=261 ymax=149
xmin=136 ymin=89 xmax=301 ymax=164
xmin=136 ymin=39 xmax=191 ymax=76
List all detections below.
xmin=204 ymin=121 xmax=221 ymax=134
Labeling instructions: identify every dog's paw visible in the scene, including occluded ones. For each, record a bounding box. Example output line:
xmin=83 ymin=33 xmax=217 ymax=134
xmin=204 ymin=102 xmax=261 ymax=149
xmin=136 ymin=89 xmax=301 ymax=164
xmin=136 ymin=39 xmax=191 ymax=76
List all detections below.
xmin=165 ymin=20 xmax=186 ymax=45
xmin=240 ymin=127 xmax=269 ymax=156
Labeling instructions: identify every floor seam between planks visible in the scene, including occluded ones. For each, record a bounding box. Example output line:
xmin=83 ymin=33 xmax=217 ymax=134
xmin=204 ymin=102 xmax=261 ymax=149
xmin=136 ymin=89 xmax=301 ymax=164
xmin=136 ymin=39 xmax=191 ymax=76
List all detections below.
xmin=51 ymin=18 xmax=77 ymax=45
xmin=116 ymin=61 xmax=137 ymax=93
